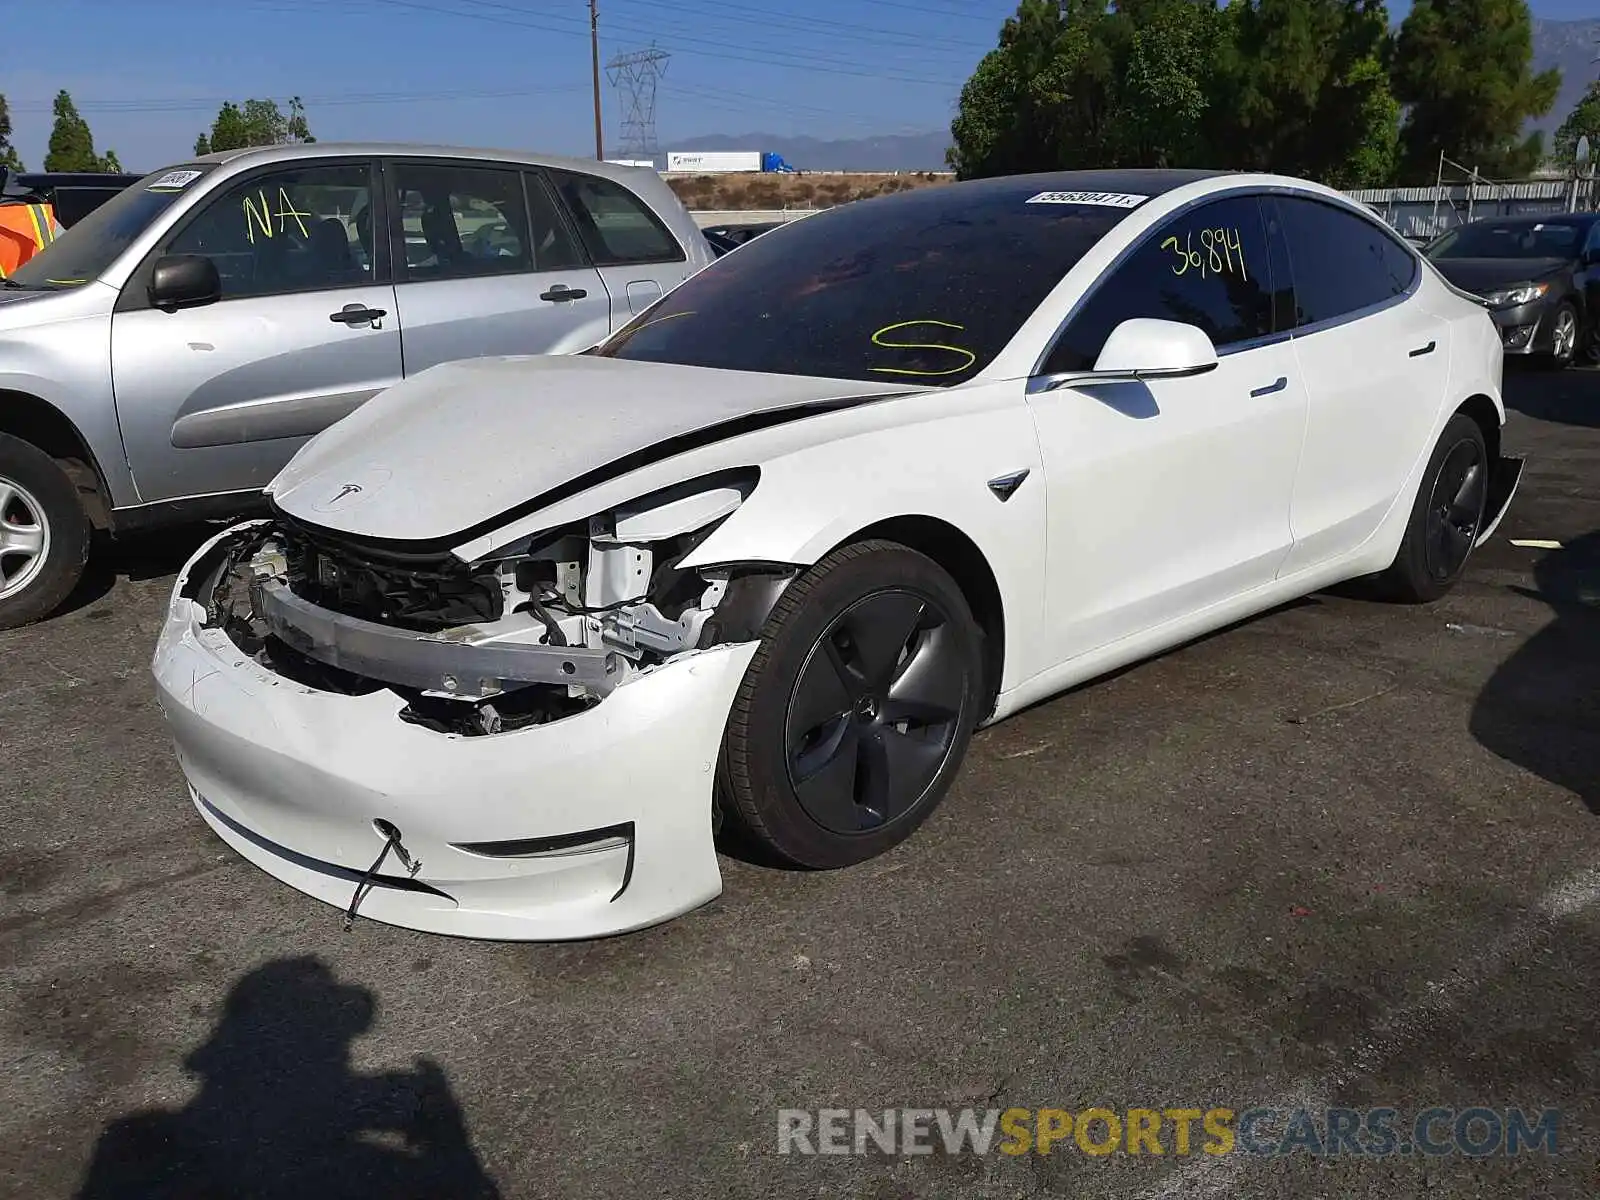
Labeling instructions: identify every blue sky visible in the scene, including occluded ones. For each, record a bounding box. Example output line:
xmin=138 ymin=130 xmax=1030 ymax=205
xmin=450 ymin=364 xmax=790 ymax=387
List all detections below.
xmin=8 ymin=0 xmax=1595 ymax=172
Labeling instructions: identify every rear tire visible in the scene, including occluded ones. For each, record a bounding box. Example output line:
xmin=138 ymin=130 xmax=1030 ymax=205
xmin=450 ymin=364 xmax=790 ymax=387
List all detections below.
xmin=718 ymin=539 xmax=983 ymax=869
xmin=0 ymin=433 xmax=91 ymax=630
xmin=1372 ymin=414 xmax=1488 ymax=604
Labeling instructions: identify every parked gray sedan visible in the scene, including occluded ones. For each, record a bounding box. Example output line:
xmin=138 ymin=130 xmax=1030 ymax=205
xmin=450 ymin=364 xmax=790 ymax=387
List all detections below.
xmin=0 ymin=142 xmax=712 ymax=628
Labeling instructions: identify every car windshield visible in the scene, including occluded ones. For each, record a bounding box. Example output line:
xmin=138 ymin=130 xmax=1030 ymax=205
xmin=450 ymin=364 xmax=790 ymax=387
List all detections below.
xmin=7 ymin=164 xmax=215 ymax=289
xmin=597 ymin=180 xmax=1139 ymax=385
xmin=1426 ymin=220 xmax=1583 ymax=260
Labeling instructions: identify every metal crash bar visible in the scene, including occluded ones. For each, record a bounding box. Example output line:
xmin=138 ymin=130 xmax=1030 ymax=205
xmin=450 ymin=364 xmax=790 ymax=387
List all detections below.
xmin=255 ymin=579 xmax=622 ymax=700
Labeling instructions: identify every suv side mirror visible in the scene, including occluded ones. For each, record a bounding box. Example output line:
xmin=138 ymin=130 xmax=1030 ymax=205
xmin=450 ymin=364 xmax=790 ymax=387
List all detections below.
xmin=149 ymin=254 xmax=221 ymax=311
xmin=1092 ymin=317 xmax=1219 ymax=379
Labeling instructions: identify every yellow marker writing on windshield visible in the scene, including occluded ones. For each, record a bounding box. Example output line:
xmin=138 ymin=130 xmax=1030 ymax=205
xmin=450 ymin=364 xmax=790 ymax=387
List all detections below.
xmin=869 ymin=319 xmax=977 ymax=377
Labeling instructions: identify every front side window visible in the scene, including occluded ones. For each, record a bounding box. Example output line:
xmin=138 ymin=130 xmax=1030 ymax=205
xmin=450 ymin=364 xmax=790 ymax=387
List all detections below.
xmin=598 ymin=180 xmax=1136 ymax=385
xmin=8 ymin=164 xmax=215 ymax=289
xmin=1276 ymin=197 xmax=1417 ymax=327
xmin=1045 ymin=194 xmax=1275 ymax=374
xmin=164 ymin=163 xmax=375 ymax=300
xmin=547 ymin=170 xmax=683 ymax=266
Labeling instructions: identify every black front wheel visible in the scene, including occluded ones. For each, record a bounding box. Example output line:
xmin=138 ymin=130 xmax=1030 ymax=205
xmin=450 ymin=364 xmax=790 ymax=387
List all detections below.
xmin=719 ymin=540 xmax=983 ymax=869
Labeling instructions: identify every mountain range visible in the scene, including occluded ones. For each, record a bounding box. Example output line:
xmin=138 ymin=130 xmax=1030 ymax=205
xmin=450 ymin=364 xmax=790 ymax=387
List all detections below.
xmin=670 ymin=17 xmax=1598 ymax=173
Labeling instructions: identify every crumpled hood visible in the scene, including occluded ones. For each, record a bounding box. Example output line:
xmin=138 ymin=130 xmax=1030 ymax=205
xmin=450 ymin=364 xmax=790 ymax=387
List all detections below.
xmin=269 ymin=354 xmax=918 ymax=543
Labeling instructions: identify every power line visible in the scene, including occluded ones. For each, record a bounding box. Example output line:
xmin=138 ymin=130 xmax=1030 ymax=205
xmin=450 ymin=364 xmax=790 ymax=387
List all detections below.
xmin=8 ymin=85 xmax=589 ymax=114
xmin=610 ymin=0 xmax=984 ymax=56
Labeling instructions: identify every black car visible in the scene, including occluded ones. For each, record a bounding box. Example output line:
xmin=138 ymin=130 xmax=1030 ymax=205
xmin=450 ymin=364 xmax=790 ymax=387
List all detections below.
xmin=702 ymin=220 xmax=785 ymax=257
xmin=1424 ymin=213 xmax=1600 ymax=368
xmin=0 ymin=169 xmax=143 ymax=228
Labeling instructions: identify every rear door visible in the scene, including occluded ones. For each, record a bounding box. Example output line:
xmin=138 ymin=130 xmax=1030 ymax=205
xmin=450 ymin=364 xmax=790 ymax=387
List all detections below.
xmin=110 ymin=157 xmax=400 ymax=503
xmin=544 ymin=168 xmax=693 ymax=325
xmin=386 ymin=158 xmax=610 ymax=375
xmin=1270 ymin=195 xmax=1450 ymax=576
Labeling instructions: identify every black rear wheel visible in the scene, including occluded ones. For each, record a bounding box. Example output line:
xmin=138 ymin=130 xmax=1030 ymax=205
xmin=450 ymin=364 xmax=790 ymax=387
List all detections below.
xmin=1374 ymin=414 xmax=1488 ymax=603
xmin=719 ymin=540 xmax=983 ymax=868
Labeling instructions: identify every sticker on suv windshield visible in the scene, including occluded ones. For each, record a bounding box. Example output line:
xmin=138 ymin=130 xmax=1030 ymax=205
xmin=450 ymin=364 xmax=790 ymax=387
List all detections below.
xmin=148 ymin=170 xmax=203 ymax=192
xmin=1026 ymin=190 xmax=1147 ymax=208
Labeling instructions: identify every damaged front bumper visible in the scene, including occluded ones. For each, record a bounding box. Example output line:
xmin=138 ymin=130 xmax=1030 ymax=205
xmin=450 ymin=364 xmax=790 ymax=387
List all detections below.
xmin=152 ymin=524 xmax=759 ymax=940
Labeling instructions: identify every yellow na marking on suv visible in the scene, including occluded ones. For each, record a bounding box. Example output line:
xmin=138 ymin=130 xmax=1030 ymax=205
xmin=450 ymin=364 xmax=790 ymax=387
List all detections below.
xmin=869 ymin=319 xmax=977 ymax=377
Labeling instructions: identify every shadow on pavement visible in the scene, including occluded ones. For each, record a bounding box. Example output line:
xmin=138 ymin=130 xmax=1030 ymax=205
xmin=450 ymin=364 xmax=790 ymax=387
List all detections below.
xmin=1470 ymin=529 xmax=1600 ymax=816
xmin=75 ymin=957 xmax=502 ymax=1200
xmin=1502 ymin=362 xmax=1600 ymax=429
xmin=51 ymin=522 xmax=234 ymax=619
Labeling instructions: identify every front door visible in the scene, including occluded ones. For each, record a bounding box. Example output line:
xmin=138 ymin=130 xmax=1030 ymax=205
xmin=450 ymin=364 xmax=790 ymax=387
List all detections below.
xmin=386 ymin=160 xmax=611 ymax=375
xmin=110 ymin=159 xmax=399 ymax=504
xmin=1028 ymin=192 xmax=1309 ymax=664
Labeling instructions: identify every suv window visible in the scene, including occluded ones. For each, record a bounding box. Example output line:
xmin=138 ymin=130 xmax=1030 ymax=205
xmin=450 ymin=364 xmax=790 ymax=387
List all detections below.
xmin=1044 ymin=194 xmax=1275 ymax=374
xmin=395 ymin=162 xmax=535 ymax=280
xmin=546 ymin=169 xmax=683 ymax=266
xmin=1274 ymin=196 xmax=1416 ymax=327
xmin=164 ymin=163 xmax=376 ymax=300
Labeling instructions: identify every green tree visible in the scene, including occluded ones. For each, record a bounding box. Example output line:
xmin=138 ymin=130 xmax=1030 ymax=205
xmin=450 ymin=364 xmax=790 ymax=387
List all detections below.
xmin=44 ymin=90 xmax=102 ymax=172
xmin=99 ymin=148 xmax=122 ymax=173
xmin=1220 ymin=0 xmax=1400 ymax=187
xmin=1391 ymin=0 xmax=1561 ymax=182
xmin=948 ymin=0 xmax=1125 ymax=179
xmin=0 ymin=93 xmax=23 ymax=172
xmin=1110 ymin=0 xmax=1227 ymax=169
xmin=195 ymin=96 xmax=316 ymax=154
xmin=1551 ymin=79 xmax=1600 ymax=172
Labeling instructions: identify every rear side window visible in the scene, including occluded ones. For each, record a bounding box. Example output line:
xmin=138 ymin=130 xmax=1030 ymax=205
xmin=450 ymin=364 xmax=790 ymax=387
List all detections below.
xmin=1273 ymin=196 xmax=1417 ymax=328
xmin=1045 ymin=194 xmax=1275 ymax=374
xmin=393 ymin=162 xmax=535 ymax=281
xmin=546 ymin=170 xmax=684 ymax=266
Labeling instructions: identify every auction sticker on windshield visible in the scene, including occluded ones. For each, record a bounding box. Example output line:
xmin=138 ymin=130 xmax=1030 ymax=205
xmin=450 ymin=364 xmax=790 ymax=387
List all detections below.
xmin=1026 ymin=191 xmax=1147 ymax=208
xmin=148 ymin=170 xmax=204 ymax=192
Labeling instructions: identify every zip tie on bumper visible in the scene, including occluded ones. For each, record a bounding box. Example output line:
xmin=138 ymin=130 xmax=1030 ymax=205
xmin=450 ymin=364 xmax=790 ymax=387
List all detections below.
xmin=344 ymin=820 xmax=422 ymax=931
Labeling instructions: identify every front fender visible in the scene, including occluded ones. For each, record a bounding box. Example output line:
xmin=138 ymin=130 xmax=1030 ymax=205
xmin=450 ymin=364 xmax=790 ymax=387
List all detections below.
xmin=678 ymin=403 xmax=1048 ymax=695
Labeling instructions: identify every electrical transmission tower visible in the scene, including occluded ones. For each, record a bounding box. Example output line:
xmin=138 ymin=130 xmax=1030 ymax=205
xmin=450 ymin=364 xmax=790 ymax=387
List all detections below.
xmin=606 ymin=45 xmax=670 ymax=162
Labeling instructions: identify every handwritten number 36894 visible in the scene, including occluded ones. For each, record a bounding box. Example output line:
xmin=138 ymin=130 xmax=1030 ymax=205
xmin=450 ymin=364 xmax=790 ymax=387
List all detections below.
xmin=1160 ymin=228 xmax=1247 ymax=281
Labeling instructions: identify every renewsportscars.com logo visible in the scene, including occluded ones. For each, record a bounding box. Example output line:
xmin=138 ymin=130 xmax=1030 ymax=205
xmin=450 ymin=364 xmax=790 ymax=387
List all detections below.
xmin=777 ymin=1106 xmax=1562 ymax=1158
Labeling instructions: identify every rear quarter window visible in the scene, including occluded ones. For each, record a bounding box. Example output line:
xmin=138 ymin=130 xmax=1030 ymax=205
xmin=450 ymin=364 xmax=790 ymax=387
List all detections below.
xmin=546 ymin=170 xmax=684 ymax=266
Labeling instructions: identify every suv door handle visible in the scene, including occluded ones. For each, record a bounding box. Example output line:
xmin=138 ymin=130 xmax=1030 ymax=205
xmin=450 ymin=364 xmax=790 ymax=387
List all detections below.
xmin=540 ymin=284 xmax=587 ymax=302
xmin=330 ymin=304 xmax=386 ymax=325
xmin=1409 ymin=340 xmax=1436 ymax=357
xmin=1250 ymin=376 xmax=1288 ymax=397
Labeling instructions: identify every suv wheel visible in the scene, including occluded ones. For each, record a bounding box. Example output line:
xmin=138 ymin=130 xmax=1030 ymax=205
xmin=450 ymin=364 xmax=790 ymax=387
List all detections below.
xmin=0 ymin=433 xmax=91 ymax=630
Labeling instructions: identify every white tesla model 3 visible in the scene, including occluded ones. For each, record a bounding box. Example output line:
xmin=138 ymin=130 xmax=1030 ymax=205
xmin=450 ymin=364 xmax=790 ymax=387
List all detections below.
xmin=153 ymin=170 xmax=1522 ymax=940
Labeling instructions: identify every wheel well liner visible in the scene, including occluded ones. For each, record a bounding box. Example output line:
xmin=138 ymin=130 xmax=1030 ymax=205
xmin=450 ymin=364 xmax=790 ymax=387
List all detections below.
xmin=0 ymin=389 xmax=110 ymax=528
xmin=833 ymin=515 xmax=1006 ymax=714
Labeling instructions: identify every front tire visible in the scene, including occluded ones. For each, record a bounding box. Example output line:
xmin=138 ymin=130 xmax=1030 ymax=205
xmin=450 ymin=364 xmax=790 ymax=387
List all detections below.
xmin=719 ymin=539 xmax=983 ymax=869
xmin=1373 ymin=414 xmax=1488 ymax=604
xmin=1540 ymin=302 xmax=1579 ymax=370
xmin=0 ymin=434 xmax=91 ymax=630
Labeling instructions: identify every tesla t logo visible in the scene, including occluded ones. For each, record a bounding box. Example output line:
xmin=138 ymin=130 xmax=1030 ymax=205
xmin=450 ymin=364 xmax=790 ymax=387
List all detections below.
xmin=329 ymin=483 xmax=362 ymax=505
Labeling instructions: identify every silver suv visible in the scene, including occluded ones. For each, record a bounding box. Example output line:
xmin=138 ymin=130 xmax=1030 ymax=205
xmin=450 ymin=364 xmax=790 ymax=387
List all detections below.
xmin=0 ymin=142 xmax=712 ymax=628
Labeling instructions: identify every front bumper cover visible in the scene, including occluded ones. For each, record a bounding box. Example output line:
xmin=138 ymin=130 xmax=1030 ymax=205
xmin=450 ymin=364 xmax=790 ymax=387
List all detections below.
xmin=152 ymin=527 xmax=758 ymax=941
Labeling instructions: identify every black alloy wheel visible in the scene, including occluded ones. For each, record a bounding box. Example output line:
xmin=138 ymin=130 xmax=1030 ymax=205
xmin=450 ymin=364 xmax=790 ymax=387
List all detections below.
xmin=784 ymin=589 xmax=967 ymax=836
xmin=718 ymin=539 xmax=983 ymax=869
xmin=1423 ymin=436 xmax=1488 ymax=583
xmin=1373 ymin=413 xmax=1490 ymax=604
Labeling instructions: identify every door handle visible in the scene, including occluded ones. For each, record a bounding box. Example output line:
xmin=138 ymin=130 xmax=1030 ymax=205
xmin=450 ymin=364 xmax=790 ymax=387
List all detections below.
xmin=330 ymin=304 xmax=386 ymax=325
xmin=1409 ymin=340 xmax=1436 ymax=357
xmin=1250 ymin=376 xmax=1288 ymax=398
xmin=540 ymin=284 xmax=588 ymax=302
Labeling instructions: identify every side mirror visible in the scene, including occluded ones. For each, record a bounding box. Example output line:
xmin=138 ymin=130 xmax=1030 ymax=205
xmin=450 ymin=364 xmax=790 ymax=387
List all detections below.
xmin=149 ymin=254 xmax=221 ymax=311
xmin=1092 ymin=318 xmax=1219 ymax=379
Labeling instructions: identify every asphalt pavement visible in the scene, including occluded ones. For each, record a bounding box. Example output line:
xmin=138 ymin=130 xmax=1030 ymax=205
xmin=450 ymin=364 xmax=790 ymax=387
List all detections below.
xmin=2 ymin=366 xmax=1597 ymax=1199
